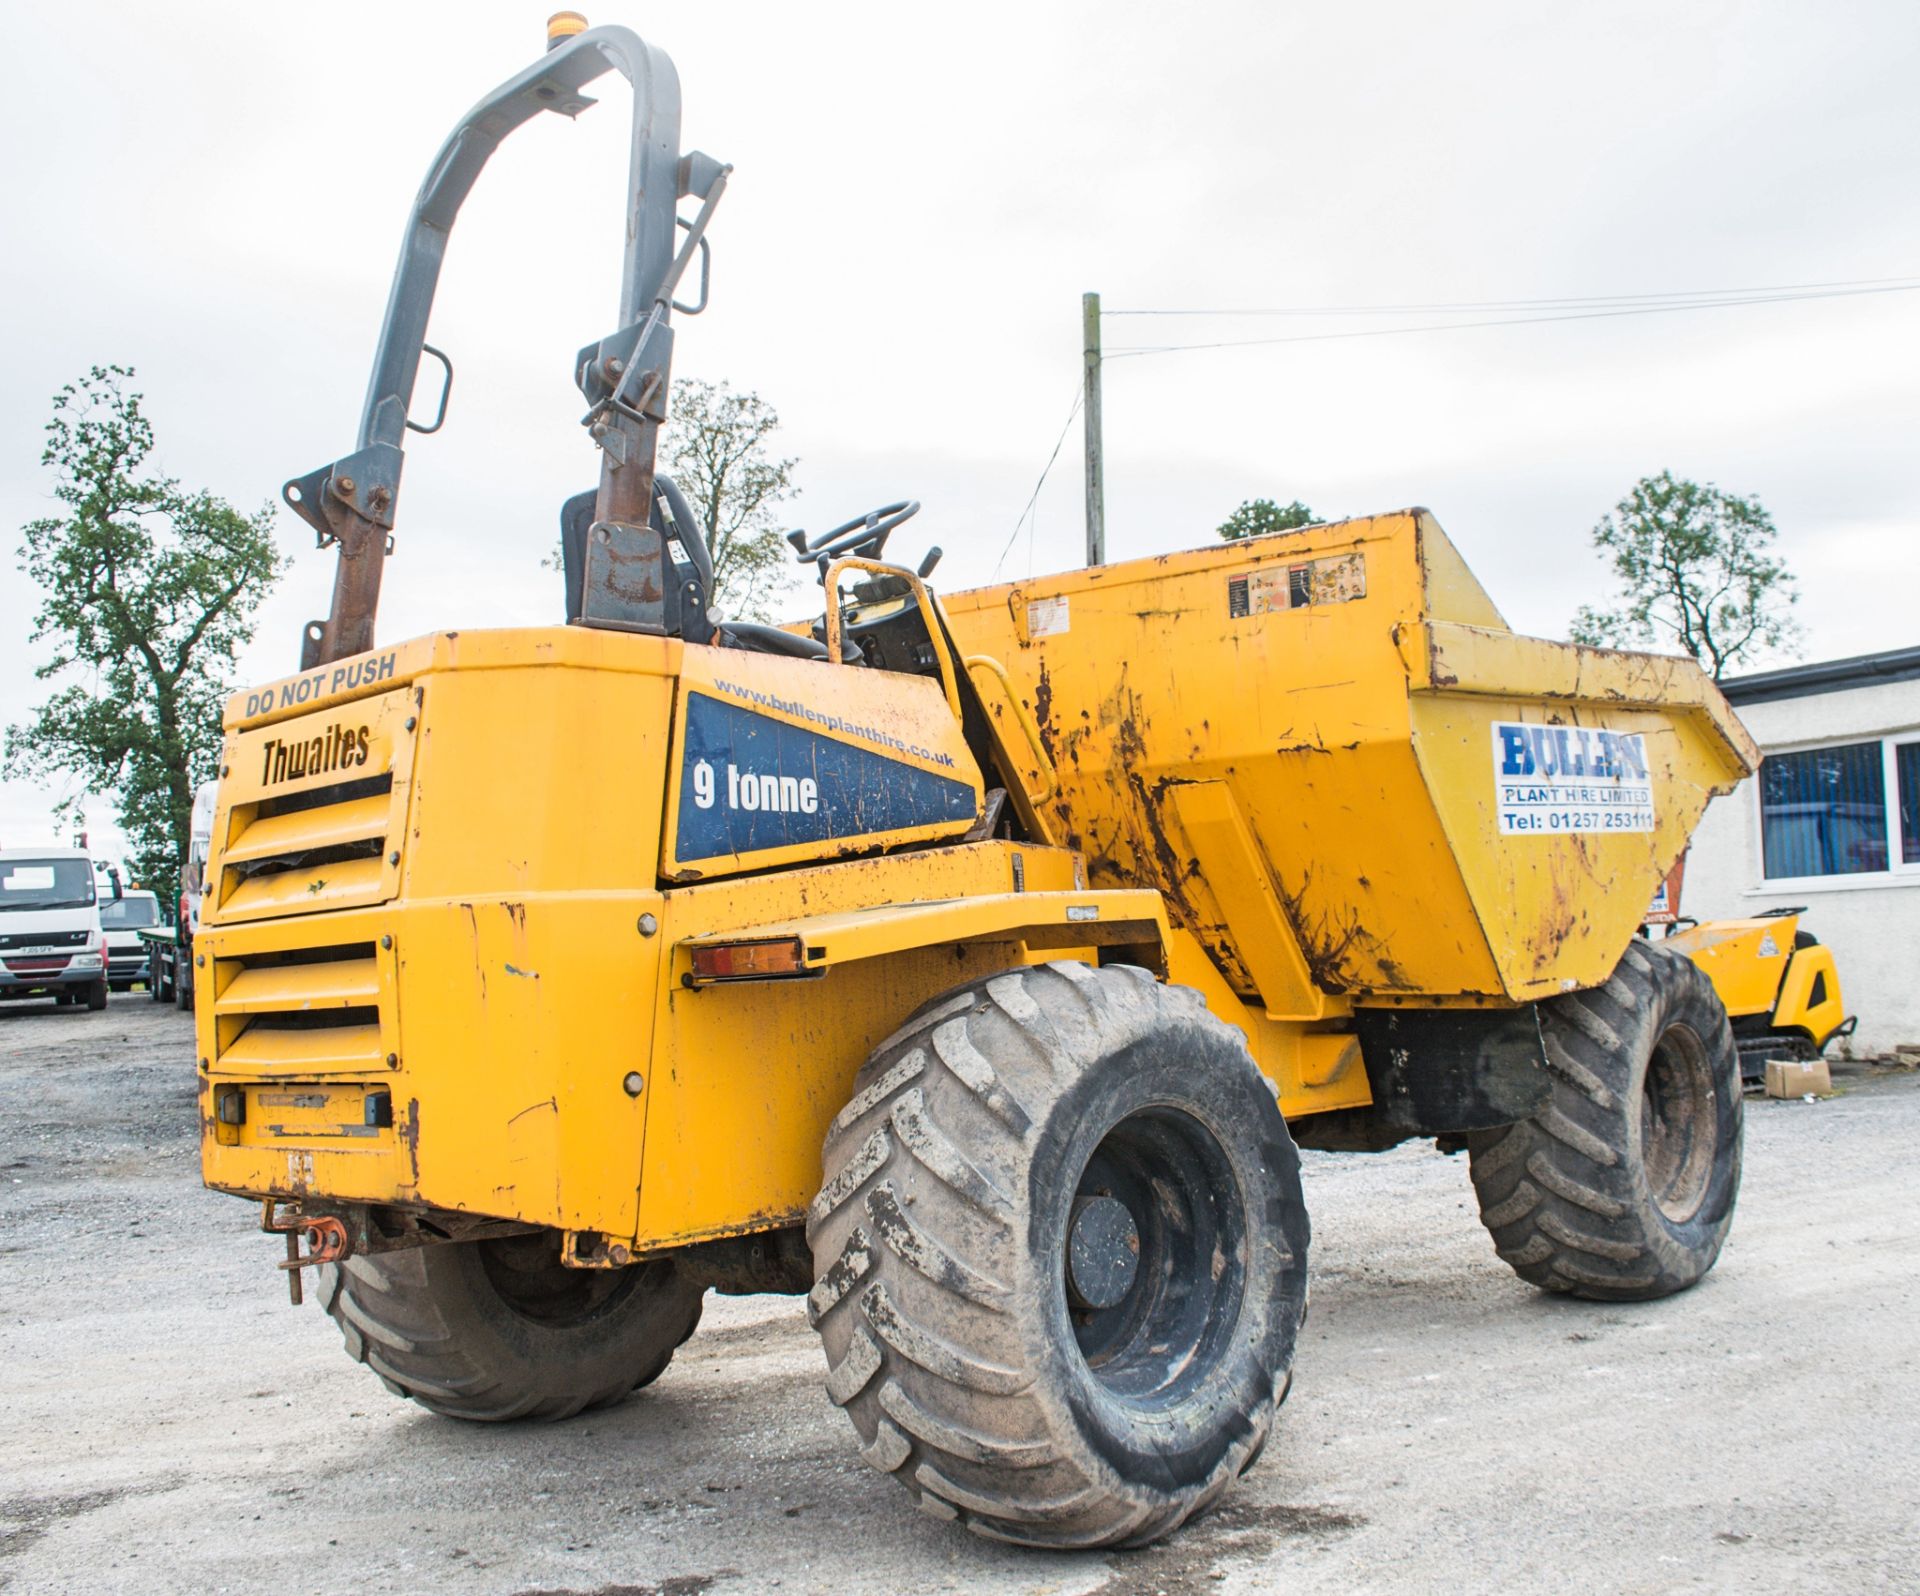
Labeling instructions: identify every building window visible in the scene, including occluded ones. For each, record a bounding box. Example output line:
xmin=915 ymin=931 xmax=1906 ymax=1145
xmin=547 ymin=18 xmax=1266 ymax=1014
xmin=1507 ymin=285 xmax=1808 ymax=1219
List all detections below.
xmin=1759 ymin=735 xmax=1920 ymax=882
xmin=1902 ymin=741 xmax=1920 ymax=865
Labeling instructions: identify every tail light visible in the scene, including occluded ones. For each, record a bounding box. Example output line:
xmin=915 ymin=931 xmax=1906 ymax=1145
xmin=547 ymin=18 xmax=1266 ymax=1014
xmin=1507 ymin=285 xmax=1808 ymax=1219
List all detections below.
xmin=686 ymin=936 xmax=810 ymax=984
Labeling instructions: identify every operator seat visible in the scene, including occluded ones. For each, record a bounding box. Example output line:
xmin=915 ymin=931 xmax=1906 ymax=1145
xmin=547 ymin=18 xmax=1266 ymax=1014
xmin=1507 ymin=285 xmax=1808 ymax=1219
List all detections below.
xmin=559 ymin=485 xmax=858 ymax=661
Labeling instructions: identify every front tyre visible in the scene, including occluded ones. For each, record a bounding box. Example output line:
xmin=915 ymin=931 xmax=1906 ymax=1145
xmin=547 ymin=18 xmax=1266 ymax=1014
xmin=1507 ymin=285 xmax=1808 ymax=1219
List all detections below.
xmin=808 ymin=962 xmax=1310 ymax=1549
xmin=317 ymin=1233 xmax=704 ymax=1421
xmin=1468 ymin=940 xmax=1742 ymax=1301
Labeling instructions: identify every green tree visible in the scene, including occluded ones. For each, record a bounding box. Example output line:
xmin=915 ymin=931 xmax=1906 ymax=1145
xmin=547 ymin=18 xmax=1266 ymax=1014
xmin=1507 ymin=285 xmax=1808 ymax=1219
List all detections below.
xmin=4 ymin=366 xmax=286 ymax=901
xmin=1217 ymin=498 xmax=1321 ymax=541
xmin=1570 ymin=470 xmax=1801 ymax=678
xmin=547 ymin=379 xmax=800 ymax=619
xmin=665 ymin=379 xmax=797 ymax=620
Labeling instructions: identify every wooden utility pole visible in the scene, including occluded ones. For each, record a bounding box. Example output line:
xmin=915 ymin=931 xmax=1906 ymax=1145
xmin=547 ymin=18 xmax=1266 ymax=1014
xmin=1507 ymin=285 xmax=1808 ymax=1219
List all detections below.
xmin=1082 ymin=291 xmax=1106 ymax=566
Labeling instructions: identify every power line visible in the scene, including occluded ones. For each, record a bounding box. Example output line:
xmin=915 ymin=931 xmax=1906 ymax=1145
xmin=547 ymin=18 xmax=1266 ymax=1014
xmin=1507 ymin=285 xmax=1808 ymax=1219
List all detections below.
xmin=993 ymin=385 xmax=1083 ymax=579
xmin=1104 ymin=282 xmax=1920 ymax=358
xmin=1103 ymin=274 xmax=1920 ymax=317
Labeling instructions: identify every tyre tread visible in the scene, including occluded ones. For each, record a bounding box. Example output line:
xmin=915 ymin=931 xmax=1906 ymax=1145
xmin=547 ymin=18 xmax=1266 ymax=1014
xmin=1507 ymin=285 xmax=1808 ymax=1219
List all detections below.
xmin=809 ymin=961 xmax=1304 ymax=1548
xmin=319 ymin=1244 xmax=701 ymax=1422
xmin=1467 ymin=943 xmax=1742 ymax=1303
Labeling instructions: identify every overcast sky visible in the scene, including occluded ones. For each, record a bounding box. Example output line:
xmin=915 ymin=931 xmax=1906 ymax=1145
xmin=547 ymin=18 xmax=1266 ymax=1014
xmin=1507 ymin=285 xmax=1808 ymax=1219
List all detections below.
xmin=3 ymin=1 xmax=1917 ymax=860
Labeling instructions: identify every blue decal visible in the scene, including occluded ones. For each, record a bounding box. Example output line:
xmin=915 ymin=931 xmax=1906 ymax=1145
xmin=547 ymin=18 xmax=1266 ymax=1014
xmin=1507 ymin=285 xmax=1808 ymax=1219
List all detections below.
xmin=676 ymin=692 xmax=976 ymax=860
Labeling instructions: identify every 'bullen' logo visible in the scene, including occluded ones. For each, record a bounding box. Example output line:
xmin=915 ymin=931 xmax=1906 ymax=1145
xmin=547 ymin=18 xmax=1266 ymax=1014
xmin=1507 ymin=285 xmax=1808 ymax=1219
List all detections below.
xmin=260 ymin=722 xmax=372 ymax=786
xmin=1496 ymin=723 xmax=1648 ymax=782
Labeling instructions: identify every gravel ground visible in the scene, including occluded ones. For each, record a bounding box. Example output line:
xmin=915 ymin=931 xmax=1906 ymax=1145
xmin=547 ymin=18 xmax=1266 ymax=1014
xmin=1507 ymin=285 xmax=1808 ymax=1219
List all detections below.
xmin=2 ymin=993 xmax=1916 ymax=1595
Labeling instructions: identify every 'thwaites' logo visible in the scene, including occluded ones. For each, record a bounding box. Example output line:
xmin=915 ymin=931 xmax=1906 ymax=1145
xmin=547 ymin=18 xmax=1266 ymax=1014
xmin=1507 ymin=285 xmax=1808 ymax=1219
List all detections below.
xmin=260 ymin=722 xmax=372 ymax=786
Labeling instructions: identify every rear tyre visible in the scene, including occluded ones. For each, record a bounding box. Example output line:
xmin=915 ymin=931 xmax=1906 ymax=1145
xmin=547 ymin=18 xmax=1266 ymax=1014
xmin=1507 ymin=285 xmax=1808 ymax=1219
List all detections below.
xmin=1467 ymin=940 xmax=1741 ymax=1301
xmin=316 ymin=1233 xmax=705 ymax=1421
xmin=173 ymin=956 xmax=192 ymax=1011
xmin=808 ymin=962 xmax=1310 ymax=1549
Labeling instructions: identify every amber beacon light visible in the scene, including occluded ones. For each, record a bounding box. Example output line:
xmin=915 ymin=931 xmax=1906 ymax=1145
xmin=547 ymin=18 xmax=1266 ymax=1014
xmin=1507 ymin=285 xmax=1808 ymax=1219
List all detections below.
xmin=546 ymin=11 xmax=589 ymax=49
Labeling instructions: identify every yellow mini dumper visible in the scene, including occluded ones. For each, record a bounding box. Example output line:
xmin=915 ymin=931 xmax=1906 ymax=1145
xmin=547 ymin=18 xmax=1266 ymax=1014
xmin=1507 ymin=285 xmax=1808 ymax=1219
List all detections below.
xmin=198 ymin=21 xmax=1759 ymax=1548
xmin=1664 ymin=912 xmax=1854 ymax=1083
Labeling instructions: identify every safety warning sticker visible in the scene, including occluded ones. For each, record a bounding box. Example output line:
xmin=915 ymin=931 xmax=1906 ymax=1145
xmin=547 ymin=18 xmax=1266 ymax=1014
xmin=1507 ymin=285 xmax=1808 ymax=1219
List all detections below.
xmin=1026 ymin=594 xmax=1071 ymax=639
xmin=1492 ymin=722 xmax=1655 ymax=835
xmin=1227 ymin=552 xmax=1366 ymax=619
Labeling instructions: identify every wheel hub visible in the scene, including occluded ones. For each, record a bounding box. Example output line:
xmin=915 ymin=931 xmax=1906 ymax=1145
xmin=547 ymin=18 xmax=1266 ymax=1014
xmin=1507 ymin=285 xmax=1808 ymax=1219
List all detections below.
xmin=1066 ymin=1194 xmax=1141 ymax=1310
xmin=1642 ymin=1021 xmax=1718 ymax=1225
xmin=1065 ymin=1106 xmax=1248 ymax=1405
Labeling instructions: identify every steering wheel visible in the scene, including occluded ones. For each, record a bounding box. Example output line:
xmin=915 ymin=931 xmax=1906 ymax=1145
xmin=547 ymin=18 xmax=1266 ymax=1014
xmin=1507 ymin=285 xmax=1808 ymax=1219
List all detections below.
xmin=787 ymin=500 xmax=920 ymax=573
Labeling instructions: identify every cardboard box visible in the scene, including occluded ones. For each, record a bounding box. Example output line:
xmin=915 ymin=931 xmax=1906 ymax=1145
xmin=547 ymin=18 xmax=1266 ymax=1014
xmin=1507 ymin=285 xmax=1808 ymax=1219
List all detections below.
xmin=1764 ymin=1058 xmax=1831 ymax=1099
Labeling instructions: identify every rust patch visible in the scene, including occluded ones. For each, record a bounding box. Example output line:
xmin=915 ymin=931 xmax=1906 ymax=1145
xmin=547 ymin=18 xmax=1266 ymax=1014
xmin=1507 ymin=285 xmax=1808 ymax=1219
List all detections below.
xmin=462 ymin=902 xmax=485 ymax=1001
xmin=1032 ymin=658 xmax=1056 ymax=762
xmin=400 ymin=1097 xmax=422 ymax=1183
xmin=1268 ymin=864 xmax=1409 ymax=993
xmin=1528 ymin=843 xmax=1598 ymax=976
xmin=1105 ymin=677 xmax=1207 ymax=934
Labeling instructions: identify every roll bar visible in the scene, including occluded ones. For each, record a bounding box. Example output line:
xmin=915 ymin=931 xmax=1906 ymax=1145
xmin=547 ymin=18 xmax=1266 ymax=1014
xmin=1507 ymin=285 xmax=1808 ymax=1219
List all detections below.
xmin=284 ymin=24 xmax=728 ymax=668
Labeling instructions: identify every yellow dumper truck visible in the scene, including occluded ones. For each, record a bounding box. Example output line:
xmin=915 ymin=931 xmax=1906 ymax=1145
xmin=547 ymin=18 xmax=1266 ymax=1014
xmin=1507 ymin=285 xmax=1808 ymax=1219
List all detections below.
xmin=197 ymin=21 xmax=1759 ymax=1548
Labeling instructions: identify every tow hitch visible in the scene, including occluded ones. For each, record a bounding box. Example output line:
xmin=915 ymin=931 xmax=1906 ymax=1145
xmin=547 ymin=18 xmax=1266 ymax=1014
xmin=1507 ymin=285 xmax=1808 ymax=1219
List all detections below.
xmin=261 ymin=1200 xmax=353 ymax=1306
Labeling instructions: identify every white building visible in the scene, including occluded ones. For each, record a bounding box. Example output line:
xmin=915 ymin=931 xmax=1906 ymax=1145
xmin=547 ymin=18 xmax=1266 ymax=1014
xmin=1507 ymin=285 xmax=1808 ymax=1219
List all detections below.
xmin=1683 ymin=647 xmax=1920 ymax=1057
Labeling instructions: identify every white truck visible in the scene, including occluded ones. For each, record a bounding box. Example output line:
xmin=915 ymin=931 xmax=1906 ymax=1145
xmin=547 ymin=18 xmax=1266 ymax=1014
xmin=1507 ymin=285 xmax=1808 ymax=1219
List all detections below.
xmin=101 ymin=887 xmax=162 ymax=991
xmin=0 ymin=846 xmax=108 ymax=1011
